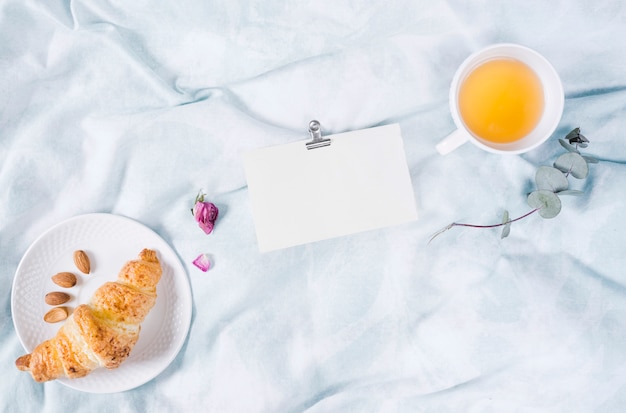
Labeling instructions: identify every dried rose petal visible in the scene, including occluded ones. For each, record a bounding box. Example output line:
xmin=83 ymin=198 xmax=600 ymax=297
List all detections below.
xmin=192 ymin=253 xmax=211 ymax=272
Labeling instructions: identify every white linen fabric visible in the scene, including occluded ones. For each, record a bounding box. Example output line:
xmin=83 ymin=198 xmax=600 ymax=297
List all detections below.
xmin=2 ymin=1 xmax=626 ymax=412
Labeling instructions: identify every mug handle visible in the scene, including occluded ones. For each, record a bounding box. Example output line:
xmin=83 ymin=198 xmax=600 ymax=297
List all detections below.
xmin=436 ymin=129 xmax=469 ymax=155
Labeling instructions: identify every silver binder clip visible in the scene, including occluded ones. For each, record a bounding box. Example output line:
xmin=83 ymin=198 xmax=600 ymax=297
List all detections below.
xmin=306 ymin=120 xmax=331 ymax=150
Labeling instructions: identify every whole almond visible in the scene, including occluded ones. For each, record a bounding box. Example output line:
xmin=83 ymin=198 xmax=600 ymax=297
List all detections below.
xmin=45 ymin=292 xmax=71 ymax=306
xmin=51 ymin=272 xmax=77 ymax=288
xmin=44 ymin=307 xmax=68 ymax=323
xmin=73 ymin=250 xmax=91 ymax=274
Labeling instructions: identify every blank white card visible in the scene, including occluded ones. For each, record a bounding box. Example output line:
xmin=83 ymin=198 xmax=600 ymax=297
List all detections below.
xmin=243 ymin=124 xmax=418 ymax=252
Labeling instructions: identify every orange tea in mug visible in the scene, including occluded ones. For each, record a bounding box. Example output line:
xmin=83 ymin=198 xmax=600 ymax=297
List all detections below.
xmin=458 ymin=58 xmax=544 ymax=144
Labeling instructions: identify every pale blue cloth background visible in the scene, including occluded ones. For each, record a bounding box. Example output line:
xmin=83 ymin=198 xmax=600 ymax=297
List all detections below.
xmin=2 ymin=1 xmax=626 ymax=412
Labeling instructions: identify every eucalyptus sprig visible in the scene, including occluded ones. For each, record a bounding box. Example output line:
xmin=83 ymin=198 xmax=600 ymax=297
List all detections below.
xmin=430 ymin=128 xmax=598 ymax=242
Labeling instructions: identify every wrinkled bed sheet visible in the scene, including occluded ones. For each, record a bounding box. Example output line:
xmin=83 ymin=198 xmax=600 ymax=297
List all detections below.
xmin=2 ymin=1 xmax=626 ymax=412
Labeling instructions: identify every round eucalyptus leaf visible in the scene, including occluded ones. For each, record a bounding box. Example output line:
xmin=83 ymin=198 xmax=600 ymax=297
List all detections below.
xmin=565 ymin=127 xmax=581 ymax=141
xmin=501 ymin=210 xmax=510 ymax=224
xmin=558 ymin=189 xmax=584 ymax=196
xmin=527 ymin=190 xmax=562 ymax=219
xmin=583 ymin=155 xmax=599 ymax=164
xmin=501 ymin=223 xmax=511 ymax=239
xmin=554 ymin=152 xmax=589 ymax=179
xmin=535 ymin=166 xmax=568 ymax=192
xmin=558 ymin=138 xmax=579 ymax=153
xmin=500 ymin=210 xmax=511 ymax=238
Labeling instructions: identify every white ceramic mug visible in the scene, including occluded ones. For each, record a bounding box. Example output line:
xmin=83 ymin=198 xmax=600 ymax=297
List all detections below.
xmin=437 ymin=43 xmax=564 ymax=155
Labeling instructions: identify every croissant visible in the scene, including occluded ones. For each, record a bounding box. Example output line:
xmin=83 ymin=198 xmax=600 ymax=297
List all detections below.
xmin=15 ymin=248 xmax=162 ymax=382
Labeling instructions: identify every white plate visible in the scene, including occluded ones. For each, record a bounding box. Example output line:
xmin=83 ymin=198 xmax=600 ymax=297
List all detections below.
xmin=11 ymin=213 xmax=192 ymax=393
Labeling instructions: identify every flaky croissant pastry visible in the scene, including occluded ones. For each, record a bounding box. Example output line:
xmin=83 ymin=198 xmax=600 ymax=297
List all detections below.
xmin=16 ymin=248 xmax=162 ymax=382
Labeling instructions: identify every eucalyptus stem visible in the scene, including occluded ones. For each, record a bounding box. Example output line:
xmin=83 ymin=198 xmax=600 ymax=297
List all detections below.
xmin=451 ymin=208 xmax=539 ymax=229
xmin=429 ymin=208 xmax=539 ymax=243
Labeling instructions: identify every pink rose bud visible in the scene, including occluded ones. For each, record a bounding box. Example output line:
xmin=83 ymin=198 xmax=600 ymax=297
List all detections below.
xmin=193 ymin=201 xmax=219 ymax=234
xmin=192 ymin=253 xmax=211 ymax=272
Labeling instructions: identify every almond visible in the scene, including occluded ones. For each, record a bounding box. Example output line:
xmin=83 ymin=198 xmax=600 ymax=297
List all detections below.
xmin=51 ymin=272 xmax=77 ymax=288
xmin=45 ymin=292 xmax=71 ymax=306
xmin=73 ymin=250 xmax=91 ymax=274
xmin=44 ymin=307 xmax=68 ymax=323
